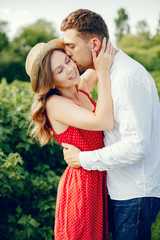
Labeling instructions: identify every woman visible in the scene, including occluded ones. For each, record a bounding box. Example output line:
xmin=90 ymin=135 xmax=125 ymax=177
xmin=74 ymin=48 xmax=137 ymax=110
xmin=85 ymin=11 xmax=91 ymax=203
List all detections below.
xmin=25 ymin=38 xmax=115 ymax=240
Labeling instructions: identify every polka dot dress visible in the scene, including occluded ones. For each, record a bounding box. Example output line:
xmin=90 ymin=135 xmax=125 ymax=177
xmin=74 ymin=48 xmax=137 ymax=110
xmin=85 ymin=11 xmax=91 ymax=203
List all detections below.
xmin=51 ymin=90 xmax=109 ymax=240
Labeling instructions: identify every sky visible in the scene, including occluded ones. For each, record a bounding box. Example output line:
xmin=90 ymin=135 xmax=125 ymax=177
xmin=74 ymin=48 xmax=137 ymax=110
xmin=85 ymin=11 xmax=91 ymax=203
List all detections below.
xmin=0 ymin=0 xmax=160 ymax=46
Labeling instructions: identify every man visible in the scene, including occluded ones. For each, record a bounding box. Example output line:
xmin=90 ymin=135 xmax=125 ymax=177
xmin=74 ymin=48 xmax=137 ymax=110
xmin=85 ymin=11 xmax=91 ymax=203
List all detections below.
xmin=61 ymin=9 xmax=160 ymax=240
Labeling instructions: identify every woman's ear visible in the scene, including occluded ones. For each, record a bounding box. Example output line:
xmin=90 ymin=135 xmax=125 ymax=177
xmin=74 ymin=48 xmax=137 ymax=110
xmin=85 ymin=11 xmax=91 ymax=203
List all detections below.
xmin=91 ymin=38 xmax=102 ymax=53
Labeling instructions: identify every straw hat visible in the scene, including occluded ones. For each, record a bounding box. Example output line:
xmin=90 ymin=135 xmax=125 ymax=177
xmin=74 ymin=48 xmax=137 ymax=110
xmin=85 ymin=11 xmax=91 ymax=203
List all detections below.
xmin=25 ymin=39 xmax=65 ymax=92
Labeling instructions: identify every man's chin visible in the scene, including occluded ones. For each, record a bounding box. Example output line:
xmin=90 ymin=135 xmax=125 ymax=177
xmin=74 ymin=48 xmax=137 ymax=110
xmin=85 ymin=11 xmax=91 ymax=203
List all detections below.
xmin=78 ymin=65 xmax=88 ymax=72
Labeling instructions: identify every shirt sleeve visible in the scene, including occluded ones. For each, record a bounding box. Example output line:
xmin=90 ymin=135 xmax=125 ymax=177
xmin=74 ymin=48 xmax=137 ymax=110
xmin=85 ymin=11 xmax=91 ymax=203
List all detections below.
xmin=79 ymin=75 xmax=152 ymax=171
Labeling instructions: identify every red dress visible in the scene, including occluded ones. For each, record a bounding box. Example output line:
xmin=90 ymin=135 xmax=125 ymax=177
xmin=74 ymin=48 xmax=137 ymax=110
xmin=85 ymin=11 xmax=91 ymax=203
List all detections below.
xmin=50 ymin=90 xmax=109 ymax=240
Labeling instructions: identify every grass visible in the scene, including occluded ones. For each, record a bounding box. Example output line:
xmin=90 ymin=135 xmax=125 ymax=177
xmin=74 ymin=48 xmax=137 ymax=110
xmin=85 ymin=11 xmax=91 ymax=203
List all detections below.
xmin=152 ymin=212 xmax=160 ymax=240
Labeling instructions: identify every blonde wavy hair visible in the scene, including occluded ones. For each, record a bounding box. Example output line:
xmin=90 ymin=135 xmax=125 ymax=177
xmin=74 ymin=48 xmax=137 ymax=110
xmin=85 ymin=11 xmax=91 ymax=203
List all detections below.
xmin=29 ymin=49 xmax=64 ymax=146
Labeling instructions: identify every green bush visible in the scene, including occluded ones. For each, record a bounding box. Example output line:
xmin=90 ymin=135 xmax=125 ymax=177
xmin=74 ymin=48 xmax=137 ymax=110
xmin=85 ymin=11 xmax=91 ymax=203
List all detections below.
xmin=0 ymin=74 xmax=160 ymax=239
xmin=118 ymin=34 xmax=160 ymax=72
xmin=0 ymin=79 xmax=66 ymax=239
xmin=152 ymin=212 xmax=160 ymax=240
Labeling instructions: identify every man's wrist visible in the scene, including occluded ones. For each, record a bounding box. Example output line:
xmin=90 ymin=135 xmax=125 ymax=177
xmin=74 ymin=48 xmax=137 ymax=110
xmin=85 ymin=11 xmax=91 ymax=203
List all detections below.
xmin=79 ymin=151 xmax=90 ymax=170
xmin=79 ymin=151 xmax=88 ymax=169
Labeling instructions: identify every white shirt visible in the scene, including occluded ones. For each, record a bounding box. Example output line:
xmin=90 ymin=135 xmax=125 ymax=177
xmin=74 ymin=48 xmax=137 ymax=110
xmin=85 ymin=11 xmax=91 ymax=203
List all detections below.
xmin=80 ymin=50 xmax=160 ymax=200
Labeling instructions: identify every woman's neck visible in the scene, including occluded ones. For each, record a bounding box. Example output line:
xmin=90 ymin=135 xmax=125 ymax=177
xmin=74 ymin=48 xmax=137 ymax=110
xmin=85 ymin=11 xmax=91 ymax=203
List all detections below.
xmin=57 ymin=85 xmax=80 ymax=102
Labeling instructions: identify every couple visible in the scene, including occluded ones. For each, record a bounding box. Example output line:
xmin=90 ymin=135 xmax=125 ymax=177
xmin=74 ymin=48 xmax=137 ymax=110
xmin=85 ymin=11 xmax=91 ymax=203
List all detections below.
xmin=25 ymin=9 xmax=160 ymax=240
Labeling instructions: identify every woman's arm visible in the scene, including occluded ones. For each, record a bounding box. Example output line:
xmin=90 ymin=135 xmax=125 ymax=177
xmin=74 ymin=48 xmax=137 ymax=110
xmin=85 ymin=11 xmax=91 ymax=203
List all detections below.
xmin=92 ymin=39 xmax=114 ymax=130
xmin=47 ymin=39 xmax=115 ymax=131
xmin=78 ymin=69 xmax=98 ymax=93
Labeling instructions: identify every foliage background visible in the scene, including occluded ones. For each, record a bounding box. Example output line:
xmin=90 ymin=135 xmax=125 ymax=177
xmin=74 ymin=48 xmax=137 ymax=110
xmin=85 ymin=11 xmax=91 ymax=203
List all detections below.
xmin=0 ymin=8 xmax=160 ymax=240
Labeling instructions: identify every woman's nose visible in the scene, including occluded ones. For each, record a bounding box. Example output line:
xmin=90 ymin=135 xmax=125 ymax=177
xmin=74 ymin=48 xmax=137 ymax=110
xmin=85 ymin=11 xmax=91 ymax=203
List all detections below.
xmin=66 ymin=65 xmax=73 ymax=73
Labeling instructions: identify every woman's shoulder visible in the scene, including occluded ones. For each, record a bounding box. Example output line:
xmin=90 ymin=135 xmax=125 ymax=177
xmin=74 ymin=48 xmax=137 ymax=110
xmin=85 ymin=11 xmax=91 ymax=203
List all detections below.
xmin=78 ymin=78 xmax=88 ymax=92
xmin=46 ymin=94 xmax=59 ymax=108
xmin=46 ymin=95 xmax=69 ymax=133
xmin=46 ymin=94 xmax=72 ymax=111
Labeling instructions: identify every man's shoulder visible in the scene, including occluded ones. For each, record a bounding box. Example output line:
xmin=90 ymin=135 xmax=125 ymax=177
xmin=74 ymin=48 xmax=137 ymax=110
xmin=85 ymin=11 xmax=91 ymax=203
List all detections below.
xmin=112 ymin=50 xmax=144 ymax=78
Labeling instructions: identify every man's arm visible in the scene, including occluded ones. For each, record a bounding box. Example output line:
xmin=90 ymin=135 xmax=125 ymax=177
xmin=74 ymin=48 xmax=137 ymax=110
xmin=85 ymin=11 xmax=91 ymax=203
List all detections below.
xmin=79 ymin=75 xmax=152 ymax=170
xmin=63 ymin=75 xmax=152 ymax=170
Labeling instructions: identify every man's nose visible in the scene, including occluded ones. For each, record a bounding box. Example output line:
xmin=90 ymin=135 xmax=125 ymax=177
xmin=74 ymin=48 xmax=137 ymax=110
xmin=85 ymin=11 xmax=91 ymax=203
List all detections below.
xmin=65 ymin=46 xmax=72 ymax=57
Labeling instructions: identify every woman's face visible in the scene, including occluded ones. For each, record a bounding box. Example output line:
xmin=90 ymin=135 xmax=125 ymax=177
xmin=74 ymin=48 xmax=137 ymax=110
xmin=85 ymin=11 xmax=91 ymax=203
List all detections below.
xmin=51 ymin=50 xmax=81 ymax=90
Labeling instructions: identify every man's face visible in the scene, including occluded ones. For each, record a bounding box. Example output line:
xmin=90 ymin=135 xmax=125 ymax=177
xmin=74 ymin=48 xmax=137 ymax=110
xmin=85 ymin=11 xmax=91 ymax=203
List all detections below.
xmin=63 ymin=29 xmax=94 ymax=72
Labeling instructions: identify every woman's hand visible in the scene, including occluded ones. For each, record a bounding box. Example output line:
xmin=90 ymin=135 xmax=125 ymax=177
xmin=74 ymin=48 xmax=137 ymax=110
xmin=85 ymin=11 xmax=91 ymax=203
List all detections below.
xmin=91 ymin=38 xmax=116 ymax=75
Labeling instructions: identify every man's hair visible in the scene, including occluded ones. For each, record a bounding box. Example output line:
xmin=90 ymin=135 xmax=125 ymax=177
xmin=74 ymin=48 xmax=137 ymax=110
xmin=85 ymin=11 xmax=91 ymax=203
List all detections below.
xmin=60 ymin=9 xmax=109 ymax=41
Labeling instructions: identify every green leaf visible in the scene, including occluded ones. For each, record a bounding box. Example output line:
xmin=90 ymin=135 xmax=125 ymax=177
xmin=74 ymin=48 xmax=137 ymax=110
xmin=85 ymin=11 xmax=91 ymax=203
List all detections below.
xmin=16 ymin=206 xmax=23 ymax=214
xmin=26 ymin=227 xmax=33 ymax=238
xmin=29 ymin=218 xmax=40 ymax=228
xmin=8 ymin=214 xmax=17 ymax=223
xmin=17 ymin=215 xmax=28 ymax=225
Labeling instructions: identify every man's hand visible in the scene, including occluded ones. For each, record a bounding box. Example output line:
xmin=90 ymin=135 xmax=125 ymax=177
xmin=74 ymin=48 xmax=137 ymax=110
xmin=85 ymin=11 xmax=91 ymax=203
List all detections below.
xmin=62 ymin=143 xmax=81 ymax=168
